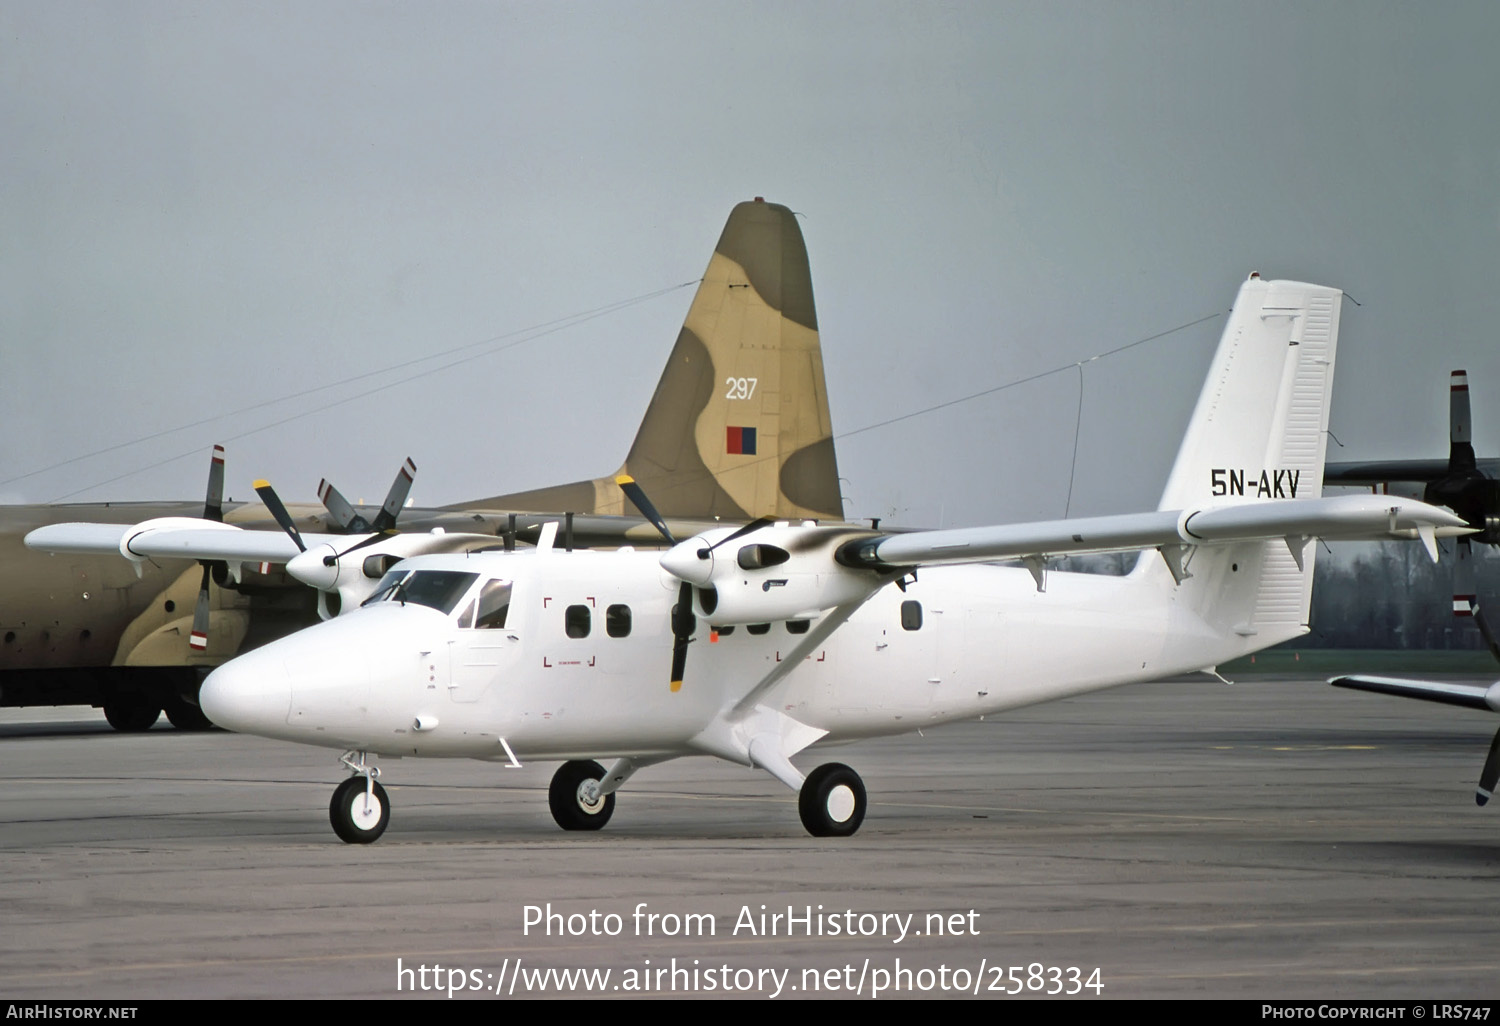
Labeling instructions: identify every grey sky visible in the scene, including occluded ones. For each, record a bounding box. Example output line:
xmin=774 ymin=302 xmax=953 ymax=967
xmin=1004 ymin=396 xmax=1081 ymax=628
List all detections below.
xmin=4 ymin=1 xmax=1497 ymax=532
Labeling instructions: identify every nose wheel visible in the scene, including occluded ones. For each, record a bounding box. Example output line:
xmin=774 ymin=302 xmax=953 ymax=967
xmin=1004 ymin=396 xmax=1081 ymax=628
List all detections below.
xmin=330 ymin=752 xmax=390 ymax=843
xmin=549 ymin=760 xmax=615 ymax=831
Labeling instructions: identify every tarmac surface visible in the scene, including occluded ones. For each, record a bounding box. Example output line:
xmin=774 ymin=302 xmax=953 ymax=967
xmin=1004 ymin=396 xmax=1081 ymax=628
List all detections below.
xmin=4 ymin=674 xmax=1500 ymax=1000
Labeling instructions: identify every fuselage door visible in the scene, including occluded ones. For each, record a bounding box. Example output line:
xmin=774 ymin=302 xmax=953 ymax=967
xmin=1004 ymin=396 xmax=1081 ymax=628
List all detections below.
xmin=448 ymin=578 xmax=515 ymax=703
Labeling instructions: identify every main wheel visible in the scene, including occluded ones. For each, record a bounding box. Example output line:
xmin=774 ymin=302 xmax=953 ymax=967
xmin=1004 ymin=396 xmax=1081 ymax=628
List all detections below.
xmin=548 ymin=760 xmax=615 ymax=831
xmin=102 ymin=697 xmax=161 ymax=732
xmin=798 ymin=763 xmax=867 ymax=837
xmin=329 ymin=777 xmax=390 ymax=844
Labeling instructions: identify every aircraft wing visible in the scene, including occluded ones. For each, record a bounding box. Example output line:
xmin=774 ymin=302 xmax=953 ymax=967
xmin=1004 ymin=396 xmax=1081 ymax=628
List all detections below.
xmin=1329 ymin=675 xmax=1499 ymax=712
xmin=29 ymin=519 xmax=335 ymax=564
xmin=840 ymin=494 xmax=1471 ymax=570
xmin=25 ymin=518 xmax=500 ymax=567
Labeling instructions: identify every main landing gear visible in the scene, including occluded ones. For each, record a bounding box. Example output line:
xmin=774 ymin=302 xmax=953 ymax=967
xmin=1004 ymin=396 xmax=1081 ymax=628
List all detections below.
xmin=540 ymin=758 xmax=868 ymax=837
xmin=798 ymin=763 xmax=867 ymax=837
xmin=330 ymin=751 xmax=389 ymax=844
xmin=548 ymin=760 xmax=615 ymax=831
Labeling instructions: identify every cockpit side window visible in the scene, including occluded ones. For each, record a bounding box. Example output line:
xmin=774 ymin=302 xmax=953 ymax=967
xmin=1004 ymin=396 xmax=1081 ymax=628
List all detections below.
xmin=475 ymin=580 xmax=512 ymax=629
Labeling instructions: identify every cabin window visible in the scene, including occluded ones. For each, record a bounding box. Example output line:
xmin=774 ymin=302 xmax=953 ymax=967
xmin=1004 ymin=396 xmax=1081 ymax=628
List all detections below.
xmin=606 ymin=604 xmax=632 ymax=638
xmin=565 ymin=604 xmax=592 ymax=638
xmin=900 ymin=600 xmax=923 ymax=631
xmin=475 ymin=580 xmax=512 ymax=629
xmin=716 ymin=625 xmax=735 ymax=636
xmin=786 ymin=619 xmax=810 ymax=634
xmin=747 ymin=623 xmax=771 ymax=636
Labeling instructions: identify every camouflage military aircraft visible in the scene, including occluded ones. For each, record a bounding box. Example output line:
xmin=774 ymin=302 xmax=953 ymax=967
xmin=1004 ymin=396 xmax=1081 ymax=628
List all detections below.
xmin=2 ymin=198 xmax=843 ymax=731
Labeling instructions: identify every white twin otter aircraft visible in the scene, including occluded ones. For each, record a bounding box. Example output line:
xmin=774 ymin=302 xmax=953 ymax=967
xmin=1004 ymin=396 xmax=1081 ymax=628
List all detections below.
xmin=28 ymin=275 xmax=1468 ymax=841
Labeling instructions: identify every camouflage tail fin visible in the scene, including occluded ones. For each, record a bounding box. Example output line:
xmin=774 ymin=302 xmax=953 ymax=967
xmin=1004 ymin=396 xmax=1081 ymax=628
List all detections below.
xmin=466 ymin=199 xmax=843 ymax=521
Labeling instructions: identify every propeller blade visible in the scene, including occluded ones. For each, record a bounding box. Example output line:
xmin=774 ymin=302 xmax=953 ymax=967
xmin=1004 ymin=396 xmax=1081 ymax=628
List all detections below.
xmin=1479 ymin=725 xmax=1500 ymax=807
xmin=253 ymin=479 xmax=306 ymax=553
xmin=1451 ymin=369 xmax=1474 ymax=459
xmin=189 ymin=563 xmax=211 ymax=651
xmin=1475 ymin=602 xmax=1500 ymax=666
xmin=372 ymin=457 xmax=417 ymax=532
xmin=669 ymin=580 xmax=694 ymax=692
xmin=203 ymin=445 xmax=225 ymax=523
xmin=330 ymin=530 xmax=397 ymax=563
xmin=616 ymin=474 xmax=675 ymax=545
xmin=192 ymin=446 xmax=226 ymax=650
xmin=317 ymin=478 xmax=364 ymax=532
xmin=706 ymin=516 xmax=776 ymax=553
xmin=1454 ymin=538 xmax=1477 ymax=618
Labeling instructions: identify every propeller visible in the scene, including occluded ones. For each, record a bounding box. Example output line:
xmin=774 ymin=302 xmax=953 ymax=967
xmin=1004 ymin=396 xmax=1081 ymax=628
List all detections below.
xmin=188 ymin=445 xmax=227 ymax=652
xmin=319 ymin=458 xmax=417 ymax=534
xmin=256 ymin=463 xmax=432 ymax=619
xmin=615 ymin=475 xmax=774 ymax=692
xmin=1422 ymin=371 xmax=1500 ymax=617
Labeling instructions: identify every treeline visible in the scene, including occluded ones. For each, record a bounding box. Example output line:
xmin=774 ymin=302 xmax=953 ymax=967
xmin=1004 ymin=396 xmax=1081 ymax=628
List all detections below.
xmin=1052 ymin=544 xmax=1494 ymax=650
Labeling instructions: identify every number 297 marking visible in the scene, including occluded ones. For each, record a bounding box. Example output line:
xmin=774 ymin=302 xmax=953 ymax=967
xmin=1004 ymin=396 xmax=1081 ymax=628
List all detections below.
xmin=725 ymin=377 xmax=758 ymax=400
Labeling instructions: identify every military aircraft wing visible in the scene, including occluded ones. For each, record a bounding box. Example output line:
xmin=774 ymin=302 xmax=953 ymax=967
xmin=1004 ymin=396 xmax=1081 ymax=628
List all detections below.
xmin=1329 ymin=674 xmax=1497 ymax=711
xmin=837 ymin=494 xmax=1471 ymax=571
xmin=1325 ymin=459 xmax=1500 ymax=485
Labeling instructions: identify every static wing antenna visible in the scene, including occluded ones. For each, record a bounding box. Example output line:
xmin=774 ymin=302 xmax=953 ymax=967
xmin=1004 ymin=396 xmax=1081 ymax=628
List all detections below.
xmin=254 ymin=479 xmax=306 ymax=553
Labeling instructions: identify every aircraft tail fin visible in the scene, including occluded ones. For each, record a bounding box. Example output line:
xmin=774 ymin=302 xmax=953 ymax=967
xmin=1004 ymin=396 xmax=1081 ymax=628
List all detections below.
xmin=1143 ymin=275 xmax=1343 ymax=648
xmin=461 ymin=199 xmax=842 ymax=521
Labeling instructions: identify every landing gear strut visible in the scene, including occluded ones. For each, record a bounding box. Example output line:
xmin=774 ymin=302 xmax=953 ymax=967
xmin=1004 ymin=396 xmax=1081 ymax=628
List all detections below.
xmin=329 ymin=751 xmax=389 ymax=843
xmin=549 ymin=760 xmax=615 ymax=831
xmin=798 ymin=763 xmax=867 ymax=837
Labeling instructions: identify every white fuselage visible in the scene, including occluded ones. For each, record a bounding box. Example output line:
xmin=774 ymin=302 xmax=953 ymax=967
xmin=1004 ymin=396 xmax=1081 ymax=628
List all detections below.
xmin=199 ymin=546 xmax=1267 ymax=765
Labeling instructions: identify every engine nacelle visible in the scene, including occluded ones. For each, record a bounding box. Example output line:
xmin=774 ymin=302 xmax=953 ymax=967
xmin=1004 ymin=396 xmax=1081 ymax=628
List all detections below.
xmin=662 ymin=524 xmax=882 ymax=626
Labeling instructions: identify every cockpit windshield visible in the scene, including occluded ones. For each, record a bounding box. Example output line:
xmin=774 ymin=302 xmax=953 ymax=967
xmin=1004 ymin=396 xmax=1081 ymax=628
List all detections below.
xmin=363 ymin=569 xmax=479 ymax=615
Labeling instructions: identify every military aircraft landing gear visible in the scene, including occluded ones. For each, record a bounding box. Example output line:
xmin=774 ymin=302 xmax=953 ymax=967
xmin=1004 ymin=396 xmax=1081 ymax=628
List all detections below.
xmin=798 ymin=763 xmax=866 ymax=837
xmin=102 ymin=696 xmax=160 ymax=732
xmin=549 ymin=760 xmax=615 ymax=831
xmin=330 ymin=752 xmax=389 ymax=844
xmin=163 ymin=694 xmax=213 ymax=731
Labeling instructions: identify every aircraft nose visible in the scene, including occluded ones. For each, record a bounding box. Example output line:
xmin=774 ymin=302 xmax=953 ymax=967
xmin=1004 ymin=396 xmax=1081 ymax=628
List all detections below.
xmin=200 ymin=653 xmax=292 ymax=734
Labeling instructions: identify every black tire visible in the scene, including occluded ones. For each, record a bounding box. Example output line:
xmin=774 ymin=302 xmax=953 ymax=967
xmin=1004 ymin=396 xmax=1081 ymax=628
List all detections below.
xmin=102 ymin=697 xmax=161 ymax=732
xmin=163 ymin=694 xmax=214 ymax=731
xmin=548 ymin=760 xmax=615 ymax=831
xmin=798 ymin=763 xmax=867 ymax=837
xmin=329 ymin=777 xmax=390 ymax=844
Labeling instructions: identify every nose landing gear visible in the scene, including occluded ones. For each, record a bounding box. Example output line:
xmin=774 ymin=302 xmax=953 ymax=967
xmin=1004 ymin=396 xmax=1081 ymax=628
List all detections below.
xmin=330 ymin=751 xmax=389 ymax=843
